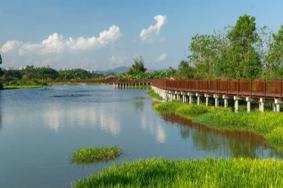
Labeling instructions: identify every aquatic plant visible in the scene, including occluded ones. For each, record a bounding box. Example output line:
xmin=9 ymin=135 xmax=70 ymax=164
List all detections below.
xmin=71 ymin=146 xmax=121 ymax=164
xmin=73 ymin=158 xmax=283 ymax=188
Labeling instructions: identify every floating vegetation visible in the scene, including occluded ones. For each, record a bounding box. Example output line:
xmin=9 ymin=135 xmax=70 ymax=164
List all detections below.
xmin=73 ymin=158 xmax=283 ymax=188
xmin=71 ymin=146 xmax=121 ymax=164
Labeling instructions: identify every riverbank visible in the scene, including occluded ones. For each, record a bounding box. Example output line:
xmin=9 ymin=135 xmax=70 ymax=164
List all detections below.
xmin=74 ymin=158 xmax=283 ymax=188
xmin=3 ymin=85 xmax=48 ymax=90
xmin=153 ymin=100 xmax=283 ymax=152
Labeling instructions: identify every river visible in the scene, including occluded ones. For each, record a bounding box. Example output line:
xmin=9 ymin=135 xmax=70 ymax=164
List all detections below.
xmin=0 ymin=85 xmax=282 ymax=188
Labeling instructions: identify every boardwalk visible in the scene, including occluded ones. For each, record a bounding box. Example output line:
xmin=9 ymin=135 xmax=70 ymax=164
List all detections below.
xmin=151 ymin=79 xmax=283 ymax=112
xmin=113 ymin=80 xmax=151 ymax=88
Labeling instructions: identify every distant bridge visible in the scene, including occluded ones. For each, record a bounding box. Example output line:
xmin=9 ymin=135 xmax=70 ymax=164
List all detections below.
xmin=150 ymin=79 xmax=283 ymax=112
xmin=113 ymin=80 xmax=151 ymax=88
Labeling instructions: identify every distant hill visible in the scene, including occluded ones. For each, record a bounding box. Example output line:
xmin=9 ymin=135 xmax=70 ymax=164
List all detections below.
xmin=99 ymin=66 xmax=129 ymax=74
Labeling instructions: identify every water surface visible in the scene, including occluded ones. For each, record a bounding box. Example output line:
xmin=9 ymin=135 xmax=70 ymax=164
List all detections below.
xmin=0 ymin=85 xmax=281 ymax=188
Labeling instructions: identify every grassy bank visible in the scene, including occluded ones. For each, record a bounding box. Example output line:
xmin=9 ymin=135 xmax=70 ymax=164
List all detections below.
xmin=71 ymin=146 xmax=121 ymax=164
xmin=74 ymin=158 xmax=283 ymax=188
xmin=154 ymin=101 xmax=283 ymax=152
xmin=3 ymin=85 xmax=47 ymax=89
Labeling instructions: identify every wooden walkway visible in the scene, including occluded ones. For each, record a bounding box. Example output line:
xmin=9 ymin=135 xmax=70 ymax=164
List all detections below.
xmin=151 ymin=79 xmax=283 ymax=99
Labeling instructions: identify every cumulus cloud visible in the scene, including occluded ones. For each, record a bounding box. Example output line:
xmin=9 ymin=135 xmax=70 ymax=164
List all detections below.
xmin=1 ymin=25 xmax=121 ymax=55
xmin=155 ymin=53 xmax=168 ymax=62
xmin=140 ymin=15 xmax=167 ymax=41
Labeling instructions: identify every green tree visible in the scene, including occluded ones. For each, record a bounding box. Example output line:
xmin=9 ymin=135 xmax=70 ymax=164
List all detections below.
xmin=175 ymin=60 xmax=195 ymax=80
xmin=226 ymin=15 xmax=261 ymax=79
xmin=2 ymin=69 xmax=22 ymax=83
xmin=264 ymin=25 xmax=283 ymax=79
xmin=128 ymin=56 xmax=147 ymax=76
xmin=189 ymin=34 xmax=227 ymax=79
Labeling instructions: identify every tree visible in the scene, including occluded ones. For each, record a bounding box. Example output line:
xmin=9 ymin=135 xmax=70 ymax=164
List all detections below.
xmin=0 ymin=54 xmax=2 ymax=65
xmin=264 ymin=25 xmax=283 ymax=79
xmin=175 ymin=60 xmax=195 ymax=80
xmin=189 ymin=34 xmax=227 ymax=79
xmin=226 ymin=15 xmax=261 ymax=79
xmin=128 ymin=56 xmax=147 ymax=76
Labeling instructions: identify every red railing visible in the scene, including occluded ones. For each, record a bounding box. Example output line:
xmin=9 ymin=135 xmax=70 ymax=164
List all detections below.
xmin=151 ymin=79 xmax=283 ymax=99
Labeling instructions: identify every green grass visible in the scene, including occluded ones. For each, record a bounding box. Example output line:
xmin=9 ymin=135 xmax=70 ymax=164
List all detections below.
xmin=3 ymin=85 xmax=47 ymax=89
xmin=73 ymin=158 xmax=283 ymax=188
xmin=71 ymin=146 xmax=121 ymax=164
xmin=154 ymin=101 xmax=283 ymax=152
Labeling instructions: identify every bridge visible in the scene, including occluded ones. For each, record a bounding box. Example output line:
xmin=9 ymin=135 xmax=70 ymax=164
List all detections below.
xmin=150 ymin=79 xmax=283 ymax=112
xmin=113 ymin=80 xmax=151 ymax=88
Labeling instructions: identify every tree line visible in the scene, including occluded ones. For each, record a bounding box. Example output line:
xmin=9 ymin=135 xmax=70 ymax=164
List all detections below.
xmin=0 ymin=66 xmax=105 ymax=86
xmin=183 ymin=14 xmax=283 ymax=80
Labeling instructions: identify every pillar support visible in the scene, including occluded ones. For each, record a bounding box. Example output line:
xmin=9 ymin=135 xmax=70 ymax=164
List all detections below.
xmin=213 ymin=94 xmax=219 ymax=107
xmin=204 ymin=94 xmax=210 ymax=106
xmin=234 ymin=96 xmax=240 ymax=113
xmin=222 ymin=95 xmax=228 ymax=108
xmin=274 ymin=98 xmax=281 ymax=112
xmin=196 ymin=93 xmax=200 ymax=105
xmin=181 ymin=92 xmax=186 ymax=103
xmin=259 ymin=98 xmax=265 ymax=112
xmin=188 ymin=93 xmax=193 ymax=104
xmin=246 ymin=97 xmax=252 ymax=112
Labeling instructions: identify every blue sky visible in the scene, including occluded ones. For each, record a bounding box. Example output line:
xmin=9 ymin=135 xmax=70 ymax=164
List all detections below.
xmin=1 ymin=0 xmax=283 ymax=70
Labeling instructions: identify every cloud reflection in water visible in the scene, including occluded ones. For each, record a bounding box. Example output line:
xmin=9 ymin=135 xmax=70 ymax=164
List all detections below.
xmin=42 ymin=103 xmax=121 ymax=135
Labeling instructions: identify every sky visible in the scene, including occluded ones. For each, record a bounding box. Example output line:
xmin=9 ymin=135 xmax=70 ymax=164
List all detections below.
xmin=1 ymin=0 xmax=283 ymax=71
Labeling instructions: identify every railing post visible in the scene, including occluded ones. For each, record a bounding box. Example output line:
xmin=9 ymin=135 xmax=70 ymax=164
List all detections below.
xmin=281 ymin=79 xmax=282 ymax=98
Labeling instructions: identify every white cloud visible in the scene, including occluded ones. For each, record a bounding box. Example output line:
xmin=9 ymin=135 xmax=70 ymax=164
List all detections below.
xmin=155 ymin=53 xmax=168 ymax=62
xmin=1 ymin=25 xmax=121 ymax=55
xmin=140 ymin=15 xmax=167 ymax=41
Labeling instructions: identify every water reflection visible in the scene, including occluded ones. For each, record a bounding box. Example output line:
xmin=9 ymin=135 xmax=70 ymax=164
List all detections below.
xmin=42 ymin=103 xmax=121 ymax=135
xmin=140 ymin=109 xmax=167 ymax=144
xmin=162 ymin=114 xmax=283 ymax=158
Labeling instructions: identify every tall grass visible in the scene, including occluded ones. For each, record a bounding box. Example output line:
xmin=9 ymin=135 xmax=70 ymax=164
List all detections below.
xmin=73 ymin=158 xmax=283 ymax=188
xmin=154 ymin=101 xmax=283 ymax=152
xmin=71 ymin=146 xmax=121 ymax=164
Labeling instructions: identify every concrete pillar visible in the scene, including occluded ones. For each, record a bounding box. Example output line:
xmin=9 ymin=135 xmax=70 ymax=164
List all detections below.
xmin=259 ymin=98 xmax=265 ymax=112
xmin=188 ymin=93 xmax=193 ymax=104
xmin=182 ymin=93 xmax=186 ymax=103
xmin=234 ymin=96 xmax=240 ymax=113
xmin=177 ymin=92 xmax=181 ymax=101
xmin=246 ymin=97 xmax=252 ymax=112
xmin=223 ymin=95 xmax=228 ymax=108
xmin=204 ymin=94 xmax=210 ymax=106
xmin=170 ymin=92 xmax=174 ymax=101
xmin=274 ymin=99 xmax=280 ymax=112
xmin=196 ymin=93 xmax=200 ymax=105
xmin=213 ymin=94 xmax=219 ymax=107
